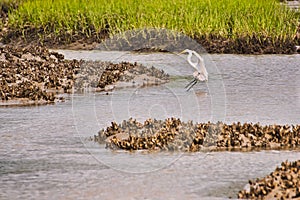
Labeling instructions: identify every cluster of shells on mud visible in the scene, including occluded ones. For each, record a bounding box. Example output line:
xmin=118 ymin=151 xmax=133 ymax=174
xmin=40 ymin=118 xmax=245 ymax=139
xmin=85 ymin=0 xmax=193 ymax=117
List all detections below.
xmin=95 ymin=61 xmax=169 ymax=89
xmin=65 ymin=59 xmax=169 ymax=92
xmin=238 ymin=160 xmax=300 ymax=199
xmin=96 ymin=118 xmax=206 ymax=152
xmin=95 ymin=118 xmax=300 ymax=152
xmin=0 ymin=46 xmax=169 ymax=104
xmin=0 ymin=46 xmax=79 ymax=103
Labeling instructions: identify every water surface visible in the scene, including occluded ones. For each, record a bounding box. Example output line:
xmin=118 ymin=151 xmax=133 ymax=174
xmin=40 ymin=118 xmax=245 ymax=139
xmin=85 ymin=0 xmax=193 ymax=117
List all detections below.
xmin=1 ymin=51 xmax=300 ymax=199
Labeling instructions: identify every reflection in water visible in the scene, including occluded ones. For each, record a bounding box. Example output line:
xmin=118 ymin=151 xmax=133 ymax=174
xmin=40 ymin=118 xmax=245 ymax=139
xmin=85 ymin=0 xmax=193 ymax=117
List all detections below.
xmin=1 ymin=52 xmax=300 ymax=199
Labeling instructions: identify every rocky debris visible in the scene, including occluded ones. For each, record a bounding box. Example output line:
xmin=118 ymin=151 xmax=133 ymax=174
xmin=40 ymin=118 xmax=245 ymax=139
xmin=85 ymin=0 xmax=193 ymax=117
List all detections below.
xmin=95 ymin=118 xmax=300 ymax=152
xmin=238 ymin=160 xmax=300 ymax=199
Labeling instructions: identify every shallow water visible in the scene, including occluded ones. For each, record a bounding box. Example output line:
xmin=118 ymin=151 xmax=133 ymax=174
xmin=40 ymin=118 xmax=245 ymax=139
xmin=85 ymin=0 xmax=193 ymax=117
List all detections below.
xmin=1 ymin=51 xmax=300 ymax=199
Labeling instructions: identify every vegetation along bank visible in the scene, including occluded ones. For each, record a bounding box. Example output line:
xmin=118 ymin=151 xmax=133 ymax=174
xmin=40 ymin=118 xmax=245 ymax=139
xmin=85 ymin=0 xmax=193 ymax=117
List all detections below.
xmin=1 ymin=0 xmax=300 ymax=54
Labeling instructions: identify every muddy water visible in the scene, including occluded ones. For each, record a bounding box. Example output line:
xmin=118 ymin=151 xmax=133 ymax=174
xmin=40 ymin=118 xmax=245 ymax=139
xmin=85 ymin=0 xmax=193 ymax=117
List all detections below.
xmin=1 ymin=51 xmax=300 ymax=200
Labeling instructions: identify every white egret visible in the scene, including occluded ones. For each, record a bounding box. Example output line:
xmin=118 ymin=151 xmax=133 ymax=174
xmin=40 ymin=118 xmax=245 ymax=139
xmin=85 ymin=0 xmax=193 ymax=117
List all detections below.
xmin=180 ymin=49 xmax=208 ymax=91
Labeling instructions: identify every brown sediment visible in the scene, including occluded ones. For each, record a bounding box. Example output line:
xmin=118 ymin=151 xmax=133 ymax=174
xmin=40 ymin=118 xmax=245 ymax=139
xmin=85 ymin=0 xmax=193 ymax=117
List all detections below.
xmin=238 ymin=160 xmax=300 ymax=200
xmin=0 ymin=46 xmax=169 ymax=106
xmin=132 ymin=47 xmax=169 ymax=53
xmin=195 ymin=34 xmax=300 ymax=54
xmin=0 ymin=25 xmax=107 ymax=50
xmin=95 ymin=118 xmax=300 ymax=152
xmin=1 ymin=25 xmax=300 ymax=54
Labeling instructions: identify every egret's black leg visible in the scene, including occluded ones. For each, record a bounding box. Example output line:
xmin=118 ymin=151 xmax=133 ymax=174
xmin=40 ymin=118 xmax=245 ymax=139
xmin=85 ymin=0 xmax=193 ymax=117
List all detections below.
xmin=186 ymin=80 xmax=198 ymax=91
xmin=185 ymin=78 xmax=197 ymax=89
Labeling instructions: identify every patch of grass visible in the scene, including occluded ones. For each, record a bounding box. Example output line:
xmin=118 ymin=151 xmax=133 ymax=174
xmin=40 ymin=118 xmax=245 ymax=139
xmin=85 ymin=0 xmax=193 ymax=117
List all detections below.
xmin=6 ymin=0 xmax=300 ymax=41
xmin=0 ymin=0 xmax=23 ymax=26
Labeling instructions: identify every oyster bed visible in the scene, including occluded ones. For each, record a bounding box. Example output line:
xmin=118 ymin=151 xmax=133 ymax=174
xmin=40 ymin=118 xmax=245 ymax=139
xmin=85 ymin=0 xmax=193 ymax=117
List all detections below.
xmin=0 ymin=46 xmax=169 ymax=105
xmin=238 ymin=160 xmax=300 ymax=199
xmin=96 ymin=118 xmax=300 ymax=199
xmin=95 ymin=118 xmax=300 ymax=152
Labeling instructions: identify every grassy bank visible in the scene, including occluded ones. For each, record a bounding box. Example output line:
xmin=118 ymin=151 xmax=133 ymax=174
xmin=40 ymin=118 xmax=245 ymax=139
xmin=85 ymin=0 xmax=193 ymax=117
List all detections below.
xmin=2 ymin=0 xmax=300 ymax=53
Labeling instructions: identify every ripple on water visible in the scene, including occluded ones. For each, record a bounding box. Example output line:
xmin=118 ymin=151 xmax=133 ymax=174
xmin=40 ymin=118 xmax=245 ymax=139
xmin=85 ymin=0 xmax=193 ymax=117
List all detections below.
xmin=1 ymin=52 xmax=300 ymax=199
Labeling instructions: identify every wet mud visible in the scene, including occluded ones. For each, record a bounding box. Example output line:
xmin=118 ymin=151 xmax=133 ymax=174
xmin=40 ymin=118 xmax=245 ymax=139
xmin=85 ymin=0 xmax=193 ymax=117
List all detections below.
xmin=99 ymin=29 xmax=300 ymax=54
xmin=1 ymin=1 xmax=300 ymax=54
xmin=1 ymin=26 xmax=300 ymax=54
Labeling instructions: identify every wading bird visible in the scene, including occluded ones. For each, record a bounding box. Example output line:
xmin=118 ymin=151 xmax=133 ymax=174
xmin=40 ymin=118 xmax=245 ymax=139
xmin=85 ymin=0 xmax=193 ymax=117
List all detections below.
xmin=180 ymin=49 xmax=208 ymax=91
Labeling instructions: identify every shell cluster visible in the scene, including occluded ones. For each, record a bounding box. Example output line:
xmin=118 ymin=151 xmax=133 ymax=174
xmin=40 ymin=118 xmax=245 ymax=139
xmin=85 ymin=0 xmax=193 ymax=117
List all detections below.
xmin=217 ymin=122 xmax=300 ymax=149
xmin=0 ymin=46 xmax=169 ymax=104
xmin=0 ymin=46 xmax=79 ymax=103
xmin=74 ymin=60 xmax=169 ymax=91
xmin=238 ymin=160 xmax=300 ymax=199
xmin=95 ymin=118 xmax=300 ymax=152
xmin=96 ymin=118 xmax=206 ymax=152
xmin=96 ymin=61 xmax=169 ymax=89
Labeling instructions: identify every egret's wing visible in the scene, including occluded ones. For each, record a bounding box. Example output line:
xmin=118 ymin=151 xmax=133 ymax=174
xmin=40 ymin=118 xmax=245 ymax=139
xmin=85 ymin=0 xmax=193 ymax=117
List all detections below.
xmin=199 ymin=64 xmax=208 ymax=79
xmin=191 ymin=51 xmax=206 ymax=72
xmin=197 ymin=57 xmax=208 ymax=80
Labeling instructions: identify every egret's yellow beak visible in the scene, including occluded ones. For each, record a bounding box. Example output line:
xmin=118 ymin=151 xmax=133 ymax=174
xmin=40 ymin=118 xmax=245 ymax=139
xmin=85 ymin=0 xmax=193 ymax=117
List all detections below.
xmin=179 ymin=50 xmax=185 ymax=54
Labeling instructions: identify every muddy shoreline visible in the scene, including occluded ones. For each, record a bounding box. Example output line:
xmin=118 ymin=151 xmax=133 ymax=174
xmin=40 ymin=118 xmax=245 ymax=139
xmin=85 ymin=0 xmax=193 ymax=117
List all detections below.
xmin=1 ymin=27 xmax=300 ymax=54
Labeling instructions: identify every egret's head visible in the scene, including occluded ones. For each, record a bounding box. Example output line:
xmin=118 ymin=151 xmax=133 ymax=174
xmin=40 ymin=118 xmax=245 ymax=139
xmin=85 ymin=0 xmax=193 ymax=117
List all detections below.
xmin=179 ymin=49 xmax=192 ymax=54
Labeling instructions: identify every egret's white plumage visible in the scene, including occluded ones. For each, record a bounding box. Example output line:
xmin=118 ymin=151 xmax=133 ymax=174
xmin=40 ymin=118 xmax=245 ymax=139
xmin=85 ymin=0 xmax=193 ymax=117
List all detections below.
xmin=180 ymin=49 xmax=208 ymax=91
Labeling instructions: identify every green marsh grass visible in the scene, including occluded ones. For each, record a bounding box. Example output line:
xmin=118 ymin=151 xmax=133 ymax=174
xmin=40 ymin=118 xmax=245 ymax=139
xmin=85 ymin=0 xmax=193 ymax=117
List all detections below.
xmin=7 ymin=0 xmax=300 ymax=41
